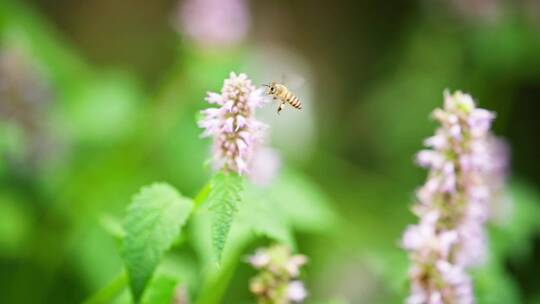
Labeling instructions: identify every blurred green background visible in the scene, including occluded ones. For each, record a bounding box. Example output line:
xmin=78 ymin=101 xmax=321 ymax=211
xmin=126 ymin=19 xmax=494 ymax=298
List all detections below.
xmin=1 ymin=0 xmax=540 ymax=303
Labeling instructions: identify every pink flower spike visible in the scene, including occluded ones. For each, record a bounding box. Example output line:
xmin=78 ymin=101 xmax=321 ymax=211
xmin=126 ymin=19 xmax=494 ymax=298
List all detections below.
xmin=402 ymin=90 xmax=505 ymax=304
xmin=248 ymin=245 xmax=308 ymax=303
xmin=198 ymin=72 xmax=268 ymax=175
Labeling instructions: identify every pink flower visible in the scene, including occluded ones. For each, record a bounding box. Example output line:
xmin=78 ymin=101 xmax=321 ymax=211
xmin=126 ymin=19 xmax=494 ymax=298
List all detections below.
xmin=176 ymin=0 xmax=250 ymax=48
xmin=285 ymin=254 xmax=308 ymax=277
xmin=402 ymin=90 xmax=503 ymax=303
xmin=287 ymin=281 xmax=308 ymax=302
xmin=198 ymin=72 xmax=267 ymax=175
xmin=247 ymin=249 xmax=270 ymax=269
xmin=248 ymin=245 xmax=308 ymax=304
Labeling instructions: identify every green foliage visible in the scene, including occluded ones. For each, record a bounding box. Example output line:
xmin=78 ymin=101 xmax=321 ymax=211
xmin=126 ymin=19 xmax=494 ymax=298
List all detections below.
xmin=489 ymin=181 xmax=540 ymax=260
xmin=470 ymin=180 xmax=540 ymax=304
xmin=238 ymin=184 xmax=296 ymax=249
xmin=59 ymin=73 xmax=143 ymax=144
xmin=141 ymin=273 xmax=179 ymax=304
xmin=100 ymin=214 xmax=126 ymax=242
xmin=266 ymin=168 xmax=337 ymax=233
xmin=0 ymin=193 xmax=33 ymax=257
xmin=190 ymin=205 xmax=253 ymax=304
xmin=3 ymin=1 xmax=540 ymax=303
xmin=190 ymin=167 xmax=337 ymax=304
xmin=140 ymin=254 xmax=197 ymax=304
xmin=310 ymin=300 xmax=351 ymax=304
xmin=473 ymin=258 xmax=521 ymax=304
xmin=194 ymin=181 xmax=211 ymax=207
xmin=236 ymin=167 xmax=338 ymax=249
xmin=205 ymin=172 xmax=244 ymax=263
xmin=82 ymin=272 xmax=128 ymax=304
xmin=121 ymin=183 xmax=193 ymax=302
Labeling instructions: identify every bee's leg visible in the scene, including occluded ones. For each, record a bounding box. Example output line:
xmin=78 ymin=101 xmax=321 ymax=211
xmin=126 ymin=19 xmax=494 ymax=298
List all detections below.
xmin=277 ymin=102 xmax=285 ymax=114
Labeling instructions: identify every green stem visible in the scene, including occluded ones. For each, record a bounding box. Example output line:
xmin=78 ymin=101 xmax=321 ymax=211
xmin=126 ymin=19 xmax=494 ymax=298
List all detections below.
xmin=195 ymin=246 xmax=244 ymax=304
xmin=194 ymin=180 xmax=212 ymax=209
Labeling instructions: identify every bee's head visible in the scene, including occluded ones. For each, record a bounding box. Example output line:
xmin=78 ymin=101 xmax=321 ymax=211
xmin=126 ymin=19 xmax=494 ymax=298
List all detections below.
xmin=264 ymin=81 xmax=277 ymax=94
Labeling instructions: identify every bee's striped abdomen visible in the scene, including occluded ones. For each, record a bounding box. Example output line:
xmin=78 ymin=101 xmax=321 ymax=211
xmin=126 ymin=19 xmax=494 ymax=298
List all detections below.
xmin=288 ymin=95 xmax=302 ymax=109
xmin=280 ymin=89 xmax=302 ymax=109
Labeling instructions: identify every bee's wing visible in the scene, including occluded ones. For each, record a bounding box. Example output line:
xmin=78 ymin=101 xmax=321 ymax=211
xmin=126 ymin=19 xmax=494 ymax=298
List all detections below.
xmin=245 ymin=45 xmax=307 ymax=91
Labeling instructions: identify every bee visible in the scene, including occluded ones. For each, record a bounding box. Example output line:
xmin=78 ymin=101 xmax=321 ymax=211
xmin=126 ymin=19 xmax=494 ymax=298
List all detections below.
xmin=263 ymin=81 xmax=302 ymax=114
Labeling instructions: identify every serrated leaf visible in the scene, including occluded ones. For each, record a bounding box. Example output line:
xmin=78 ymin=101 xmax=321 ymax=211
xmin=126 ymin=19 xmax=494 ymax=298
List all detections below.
xmin=121 ymin=183 xmax=193 ymax=302
xmin=205 ymin=172 xmax=243 ymax=263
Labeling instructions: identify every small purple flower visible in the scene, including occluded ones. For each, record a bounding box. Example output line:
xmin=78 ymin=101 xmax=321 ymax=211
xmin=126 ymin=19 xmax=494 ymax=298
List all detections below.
xmin=285 ymin=254 xmax=308 ymax=277
xmin=402 ymin=90 xmax=504 ymax=303
xmin=287 ymin=281 xmax=308 ymax=302
xmin=248 ymin=245 xmax=308 ymax=304
xmin=198 ymin=72 xmax=267 ymax=175
xmin=247 ymin=249 xmax=270 ymax=269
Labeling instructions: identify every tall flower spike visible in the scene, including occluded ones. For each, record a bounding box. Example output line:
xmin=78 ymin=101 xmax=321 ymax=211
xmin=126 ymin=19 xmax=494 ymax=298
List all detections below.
xmin=199 ymin=72 xmax=267 ymax=175
xmin=248 ymin=245 xmax=308 ymax=304
xmin=402 ymin=90 xmax=500 ymax=304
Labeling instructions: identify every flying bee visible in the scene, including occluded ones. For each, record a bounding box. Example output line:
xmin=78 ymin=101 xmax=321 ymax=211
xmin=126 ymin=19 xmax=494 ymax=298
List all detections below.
xmin=263 ymin=81 xmax=302 ymax=114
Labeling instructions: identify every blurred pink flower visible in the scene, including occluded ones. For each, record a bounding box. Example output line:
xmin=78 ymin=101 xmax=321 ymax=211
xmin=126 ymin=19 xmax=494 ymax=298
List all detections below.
xmin=248 ymin=245 xmax=308 ymax=303
xmin=403 ymin=90 xmax=503 ymax=304
xmin=177 ymin=0 xmax=250 ymax=48
xmin=250 ymin=147 xmax=282 ymax=186
xmin=449 ymin=0 xmax=500 ymax=22
xmin=0 ymin=47 xmax=55 ymax=168
xmin=198 ymin=72 xmax=267 ymax=175
xmin=248 ymin=249 xmax=271 ymax=269
xmin=287 ymin=281 xmax=308 ymax=302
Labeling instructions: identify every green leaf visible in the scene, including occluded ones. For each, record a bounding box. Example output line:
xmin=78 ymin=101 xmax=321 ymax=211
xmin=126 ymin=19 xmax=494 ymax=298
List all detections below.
xmin=141 ymin=274 xmax=179 ymax=304
xmin=239 ymin=184 xmax=296 ymax=249
xmin=205 ymin=172 xmax=243 ymax=263
xmin=141 ymin=253 xmax=198 ymax=304
xmin=191 ymin=211 xmax=252 ymax=304
xmin=0 ymin=193 xmax=33 ymax=257
xmin=268 ymin=168 xmax=337 ymax=233
xmin=194 ymin=181 xmax=211 ymax=208
xmin=473 ymin=256 xmax=521 ymax=304
xmin=121 ymin=183 xmax=193 ymax=302
xmin=99 ymin=214 xmax=126 ymax=241
xmin=489 ymin=181 xmax=540 ymax=260
xmin=82 ymin=272 xmax=127 ymax=304
xmin=310 ymin=300 xmax=351 ymax=304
